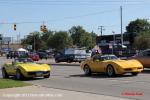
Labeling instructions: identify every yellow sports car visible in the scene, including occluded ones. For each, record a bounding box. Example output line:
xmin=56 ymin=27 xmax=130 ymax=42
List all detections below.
xmin=80 ymin=54 xmax=143 ymax=77
xmin=2 ymin=58 xmax=51 ymax=80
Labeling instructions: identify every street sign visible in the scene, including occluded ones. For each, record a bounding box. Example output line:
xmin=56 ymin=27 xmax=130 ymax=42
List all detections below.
xmin=2 ymin=37 xmax=11 ymax=44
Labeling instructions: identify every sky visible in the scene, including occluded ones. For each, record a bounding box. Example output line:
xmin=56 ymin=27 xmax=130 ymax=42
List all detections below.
xmin=0 ymin=0 xmax=150 ymax=40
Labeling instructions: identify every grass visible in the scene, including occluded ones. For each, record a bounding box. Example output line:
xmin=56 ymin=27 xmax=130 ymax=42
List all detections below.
xmin=0 ymin=78 xmax=31 ymax=89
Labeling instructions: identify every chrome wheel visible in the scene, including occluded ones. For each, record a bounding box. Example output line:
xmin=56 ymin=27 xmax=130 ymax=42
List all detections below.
xmin=106 ymin=65 xmax=115 ymax=77
xmin=15 ymin=70 xmax=23 ymax=80
xmin=83 ymin=65 xmax=91 ymax=76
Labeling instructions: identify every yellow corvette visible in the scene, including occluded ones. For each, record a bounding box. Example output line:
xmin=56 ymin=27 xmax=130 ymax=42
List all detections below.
xmin=80 ymin=54 xmax=143 ymax=77
xmin=2 ymin=58 xmax=51 ymax=80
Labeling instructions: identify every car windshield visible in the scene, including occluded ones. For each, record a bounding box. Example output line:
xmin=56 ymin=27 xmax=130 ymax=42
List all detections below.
xmin=101 ymin=55 xmax=118 ymax=60
xmin=15 ymin=58 xmax=33 ymax=63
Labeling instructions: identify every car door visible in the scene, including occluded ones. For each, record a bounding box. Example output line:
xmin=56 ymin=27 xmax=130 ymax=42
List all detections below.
xmin=136 ymin=51 xmax=150 ymax=68
xmin=5 ymin=62 xmax=16 ymax=75
xmin=92 ymin=55 xmax=105 ymax=72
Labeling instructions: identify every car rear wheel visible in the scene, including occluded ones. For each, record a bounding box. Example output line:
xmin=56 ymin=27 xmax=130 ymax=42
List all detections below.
xmin=2 ymin=68 xmax=9 ymax=78
xmin=15 ymin=69 xmax=24 ymax=80
xmin=83 ymin=65 xmax=91 ymax=76
xmin=44 ymin=72 xmax=50 ymax=78
xmin=106 ymin=65 xmax=115 ymax=77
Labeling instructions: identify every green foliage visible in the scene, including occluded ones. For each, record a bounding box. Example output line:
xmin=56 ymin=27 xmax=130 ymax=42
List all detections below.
xmin=126 ymin=19 xmax=150 ymax=33
xmin=69 ymin=26 xmax=97 ymax=48
xmin=134 ymin=30 xmax=150 ymax=50
xmin=0 ymin=79 xmax=31 ymax=89
xmin=21 ymin=31 xmax=42 ymax=51
xmin=50 ymin=31 xmax=73 ymax=50
xmin=126 ymin=18 xmax=150 ymax=48
xmin=21 ymin=26 xmax=97 ymax=51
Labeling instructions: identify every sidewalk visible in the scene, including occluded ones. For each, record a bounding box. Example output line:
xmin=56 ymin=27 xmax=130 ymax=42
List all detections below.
xmin=0 ymin=85 xmax=132 ymax=100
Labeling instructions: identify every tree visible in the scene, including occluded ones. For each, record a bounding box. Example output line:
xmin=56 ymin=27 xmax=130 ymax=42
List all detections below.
xmin=126 ymin=19 xmax=150 ymax=46
xmin=21 ymin=31 xmax=42 ymax=51
xmin=50 ymin=31 xmax=73 ymax=50
xmin=133 ymin=29 xmax=150 ymax=50
xmin=69 ymin=26 xmax=94 ymax=48
xmin=41 ymin=30 xmax=54 ymax=49
xmin=126 ymin=19 xmax=150 ymax=33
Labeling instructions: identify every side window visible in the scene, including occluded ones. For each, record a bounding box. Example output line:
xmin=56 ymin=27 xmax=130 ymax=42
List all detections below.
xmin=142 ymin=51 xmax=148 ymax=56
xmin=147 ymin=51 xmax=150 ymax=56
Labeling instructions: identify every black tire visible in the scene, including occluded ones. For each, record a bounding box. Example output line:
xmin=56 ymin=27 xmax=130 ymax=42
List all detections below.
xmin=44 ymin=72 xmax=50 ymax=78
xmin=55 ymin=59 xmax=59 ymax=63
xmin=15 ymin=69 xmax=24 ymax=80
xmin=2 ymin=68 xmax=9 ymax=78
xmin=106 ymin=65 xmax=115 ymax=77
xmin=83 ymin=65 xmax=91 ymax=76
xmin=132 ymin=72 xmax=138 ymax=76
xmin=67 ymin=59 xmax=72 ymax=63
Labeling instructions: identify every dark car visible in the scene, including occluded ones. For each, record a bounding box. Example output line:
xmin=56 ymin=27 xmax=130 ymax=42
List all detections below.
xmin=54 ymin=53 xmax=74 ymax=63
xmin=54 ymin=53 xmax=87 ymax=63
xmin=6 ymin=51 xmax=18 ymax=59
xmin=129 ymin=49 xmax=150 ymax=68
xmin=37 ymin=52 xmax=48 ymax=59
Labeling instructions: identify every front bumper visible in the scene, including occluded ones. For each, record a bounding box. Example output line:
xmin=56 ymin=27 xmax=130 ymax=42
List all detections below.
xmin=116 ymin=67 xmax=143 ymax=74
xmin=23 ymin=71 xmax=50 ymax=77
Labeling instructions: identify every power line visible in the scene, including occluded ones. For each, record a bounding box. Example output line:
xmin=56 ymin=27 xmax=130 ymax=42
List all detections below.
xmin=0 ymin=0 xmax=148 ymax=6
xmin=0 ymin=9 xmax=118 ymax=25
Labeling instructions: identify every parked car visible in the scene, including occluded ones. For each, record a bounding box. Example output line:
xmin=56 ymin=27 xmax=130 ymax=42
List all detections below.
xmin=2 ymin=58 xmax=51 ymax=80
xmin=80 ymin=54 xmax=143 ymax=77
xmin=37 ymin=52 xmax=48 ymax=59
xmin=6 ymin=51 xmax=18 ymax=59
xmin=54 ymin=53 xmax=87 ymax=63
xmin=129 ymin=49 xmax=150 ymax=68
xmin=28 ymin=52 xmax=39 ymax=61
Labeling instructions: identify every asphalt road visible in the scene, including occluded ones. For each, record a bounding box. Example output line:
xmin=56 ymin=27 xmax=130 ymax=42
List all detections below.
xmin=0 ymin=57 xmax=150 ymax=100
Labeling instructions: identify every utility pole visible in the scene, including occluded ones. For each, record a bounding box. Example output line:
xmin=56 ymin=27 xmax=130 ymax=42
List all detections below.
xmin=34 ymin=34 xmax=35 ymax=52
xmin=120 ymin=6 xmax=123 ymax=45
xmin=98 ymin=26 xmax=105 ymax=36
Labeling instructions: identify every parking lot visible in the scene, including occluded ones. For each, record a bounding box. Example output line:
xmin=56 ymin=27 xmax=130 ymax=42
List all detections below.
xmin=0 ymin=57 xmax=150 ymax=100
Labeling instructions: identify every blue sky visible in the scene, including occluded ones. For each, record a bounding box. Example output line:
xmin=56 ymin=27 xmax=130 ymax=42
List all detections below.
xmin=0 ymin=0 xmax=150 ymax=40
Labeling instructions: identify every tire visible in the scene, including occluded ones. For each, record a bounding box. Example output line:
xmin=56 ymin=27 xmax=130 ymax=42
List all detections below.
xmin=44 ymin=72 xmax=50 ymax=78
xmin=67 ymin=60 xmax=72 ymax=63
xmin=83 ymin=65 xmax=91 ymax=76
xmin=132 ymin=72 xmax=138 ymax=76
xmin=55 ymin=59 xmax=59 ymax=63
xmin=106 ymin=65 xmax=115 ymax=77
xmin=2 ymin=68 xmax=9 ymax=78
xmin=15 ymin=69 xmax=24 ymax=80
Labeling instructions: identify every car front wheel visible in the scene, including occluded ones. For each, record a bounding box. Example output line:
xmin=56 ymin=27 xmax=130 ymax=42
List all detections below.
xmin=83 ymin=65 xmax=91 ymax=76
xmin=44 ymin=73 xmax=50 ymax=78
xmin=106 ymin=65 xmax=115 ymax=77
xmin=15 ymin=69 xmax=24 ymax=80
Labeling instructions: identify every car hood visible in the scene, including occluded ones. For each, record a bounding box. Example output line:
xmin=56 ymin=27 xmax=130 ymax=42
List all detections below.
xmin=108 ymin=59 xmax=143 ymax=68
xmin=17 ymin=63 xmax=51 ymax=72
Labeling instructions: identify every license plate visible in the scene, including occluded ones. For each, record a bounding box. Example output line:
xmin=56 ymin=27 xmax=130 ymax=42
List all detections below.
xmin=36 ymin=72 xmax=43 ymax=76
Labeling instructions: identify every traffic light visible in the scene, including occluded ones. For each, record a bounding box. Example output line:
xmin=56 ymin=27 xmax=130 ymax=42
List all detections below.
xmin=43 ymin=25 xmax=47 ymax=32
xmin=0 ymin=34 xmax=2 ymax=40
xmin=40 ymin=25 xmax=47 ymax=32
xmin=14 ymin=24 xmax=16 ymax=31
xmin=40 ymin=25 xmax=43 ymax=31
